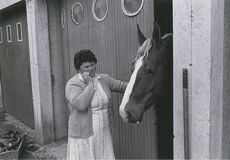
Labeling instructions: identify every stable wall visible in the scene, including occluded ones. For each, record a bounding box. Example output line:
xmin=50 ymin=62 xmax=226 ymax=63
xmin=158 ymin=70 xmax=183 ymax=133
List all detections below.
xmin=210 ymin=0 xmax=224 ymax=158
xmin=0 ymin=2 xmax=34 ymax=128
xmin=174 ymin=0 xmax=230 ymax=158
xmin=26 ymin=0 xmax=55 ymax=144
xmin=222 ymin=0 xmax=230 ymax=157
xmin=47 ymin=0 xmax=68 ymax=140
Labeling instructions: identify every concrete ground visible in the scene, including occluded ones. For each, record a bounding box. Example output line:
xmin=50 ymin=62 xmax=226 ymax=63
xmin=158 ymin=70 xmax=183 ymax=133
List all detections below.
xmin=0 ymin=112 xmax=67 ymax=160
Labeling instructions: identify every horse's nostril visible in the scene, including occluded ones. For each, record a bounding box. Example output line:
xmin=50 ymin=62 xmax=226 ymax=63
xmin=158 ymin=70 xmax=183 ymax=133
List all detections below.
xmin=126 ymin=111 xmax=131 ymax=118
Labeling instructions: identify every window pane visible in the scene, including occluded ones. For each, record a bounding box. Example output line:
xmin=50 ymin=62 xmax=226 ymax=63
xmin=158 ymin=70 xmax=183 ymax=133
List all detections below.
xmin=92 ymin=0 xmax=108 ymax=21
xmin=6 ymin=25 xmax=12 ymax=42
xmin=0 ymin=27 xmax=2 ymax=43
xmin=121 ymin=0 xmax=144 ymax=16
xmin=16 ymin=22 xmax=23 ymax=41
xmin=71 ymin=2 xmax=84 ymax=25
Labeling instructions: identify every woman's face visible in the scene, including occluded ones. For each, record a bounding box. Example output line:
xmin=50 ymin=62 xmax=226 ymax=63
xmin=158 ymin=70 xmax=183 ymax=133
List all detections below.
xmin=79 ymin=61 xmax=96 ymax=77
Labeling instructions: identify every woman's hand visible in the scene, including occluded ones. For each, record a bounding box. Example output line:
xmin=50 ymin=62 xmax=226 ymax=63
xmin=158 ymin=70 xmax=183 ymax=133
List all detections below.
xmin=82 ymin=72 xmax=94 ymax=84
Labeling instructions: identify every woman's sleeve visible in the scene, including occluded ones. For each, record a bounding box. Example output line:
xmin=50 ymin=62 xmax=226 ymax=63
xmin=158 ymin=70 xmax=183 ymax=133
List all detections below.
xmin=65 ymin=82 xmax=95 ymax=111
xmin=105 ymin=74 xmax=128 ymax=93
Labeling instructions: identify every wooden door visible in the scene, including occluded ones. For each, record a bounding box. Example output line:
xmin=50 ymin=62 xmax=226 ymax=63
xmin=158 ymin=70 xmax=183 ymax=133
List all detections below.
xmin=0 ymin=4 xmax=34 ymax=128
xmin=63 ymin=0 xmax=157 ymax=158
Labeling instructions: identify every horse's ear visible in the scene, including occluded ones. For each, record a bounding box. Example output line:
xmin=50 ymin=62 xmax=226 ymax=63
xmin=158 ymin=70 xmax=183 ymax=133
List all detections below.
xmin=137 ymin=24 xmax=146 ymax=46
xmin=152 ymin=22 xmax=161 ymax=47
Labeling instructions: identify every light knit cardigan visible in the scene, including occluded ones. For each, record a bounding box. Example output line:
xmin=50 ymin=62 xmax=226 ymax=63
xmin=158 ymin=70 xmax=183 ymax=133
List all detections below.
xmin=65 ymin=73 xmax=127 ymax=139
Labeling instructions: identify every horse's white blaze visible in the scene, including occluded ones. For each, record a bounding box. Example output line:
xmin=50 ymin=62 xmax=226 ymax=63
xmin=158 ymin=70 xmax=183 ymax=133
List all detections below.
xmin=119 ymin=56 xmax=144 ymax=120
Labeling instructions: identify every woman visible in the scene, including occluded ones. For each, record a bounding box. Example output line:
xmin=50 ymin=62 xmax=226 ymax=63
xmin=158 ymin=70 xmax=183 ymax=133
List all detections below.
xmin=65 ymin=49 xmax=127 ymax=160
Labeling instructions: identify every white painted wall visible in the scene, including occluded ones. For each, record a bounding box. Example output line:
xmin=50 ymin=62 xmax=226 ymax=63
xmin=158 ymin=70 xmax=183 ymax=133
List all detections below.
xmin=190 ymin=0 xmax=212 ymax=158
xmin=0 ymin=0 xmax=21 ymax=10
xmin=173 ymin=0 xmax=192 ymax=158
xmin=26 ymin=0 xmax=55 ymax=145
xmin=174 ymin=0 xmax=228 ymax=159
xmin=210 ymin=0 xmax=224 ymax=158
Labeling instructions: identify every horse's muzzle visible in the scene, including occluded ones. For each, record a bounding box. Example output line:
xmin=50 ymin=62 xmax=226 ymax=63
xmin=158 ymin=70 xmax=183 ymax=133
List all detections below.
xmin=126 ymin=111 xmax=141 ymax=124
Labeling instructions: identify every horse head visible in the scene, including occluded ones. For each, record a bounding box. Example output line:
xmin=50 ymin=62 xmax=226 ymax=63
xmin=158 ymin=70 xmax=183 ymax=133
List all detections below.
xmin=119 ymin=22 xmax=173 ymax=124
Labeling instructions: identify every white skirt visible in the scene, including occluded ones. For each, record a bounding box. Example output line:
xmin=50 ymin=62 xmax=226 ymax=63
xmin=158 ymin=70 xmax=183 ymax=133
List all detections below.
xmin=67 ymin=109 xmax=115 ymax=160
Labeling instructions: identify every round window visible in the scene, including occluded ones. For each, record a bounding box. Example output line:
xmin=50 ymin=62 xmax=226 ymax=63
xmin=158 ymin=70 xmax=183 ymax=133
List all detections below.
xmin=121 ymin=0 xmax=144 ymax=17
xmin=92 ymin=0 xmax=108 ymax=21
xmin=71 ymin=2 xmax=84 ymax=25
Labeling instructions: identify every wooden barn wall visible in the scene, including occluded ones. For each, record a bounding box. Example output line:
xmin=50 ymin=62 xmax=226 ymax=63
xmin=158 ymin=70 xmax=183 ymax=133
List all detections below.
xmin=64 ymin=0 xmax=156 ymax=159
xmin=0 ymin=5 xmax=34 ymax=128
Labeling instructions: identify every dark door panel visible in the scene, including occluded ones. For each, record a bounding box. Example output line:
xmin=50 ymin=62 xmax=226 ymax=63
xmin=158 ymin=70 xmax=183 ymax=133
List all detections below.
xmin=0 ymin=4 xmax=34 ymax=128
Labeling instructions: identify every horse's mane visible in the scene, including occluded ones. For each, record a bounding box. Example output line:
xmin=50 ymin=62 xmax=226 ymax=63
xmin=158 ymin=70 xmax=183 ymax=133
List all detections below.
xmin=132 ymin=38 xmax=152 ymax=68
xmin=161 ymin=33 xmax=173 ymax=39
xmin=131 ymin=33 xmax=173 ymax=70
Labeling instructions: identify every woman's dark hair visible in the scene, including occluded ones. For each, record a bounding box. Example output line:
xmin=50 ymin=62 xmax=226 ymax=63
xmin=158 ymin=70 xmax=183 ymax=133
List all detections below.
xmin=74 ymin=49 xmax=97 ymax=70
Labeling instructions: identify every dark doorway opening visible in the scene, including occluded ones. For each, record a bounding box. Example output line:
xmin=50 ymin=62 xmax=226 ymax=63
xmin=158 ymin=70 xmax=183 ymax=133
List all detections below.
xmin=154 ymin=0 xmax=173 ymax=159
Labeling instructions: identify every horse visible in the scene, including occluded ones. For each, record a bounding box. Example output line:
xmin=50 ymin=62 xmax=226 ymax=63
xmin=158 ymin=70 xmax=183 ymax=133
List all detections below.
xmin=119 ymin=22 xmax=173 ymax=158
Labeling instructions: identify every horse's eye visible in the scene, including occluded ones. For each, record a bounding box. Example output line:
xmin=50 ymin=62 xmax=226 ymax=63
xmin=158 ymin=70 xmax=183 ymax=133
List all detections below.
xmin=145 ymin=67 xmax=157 ymax=73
